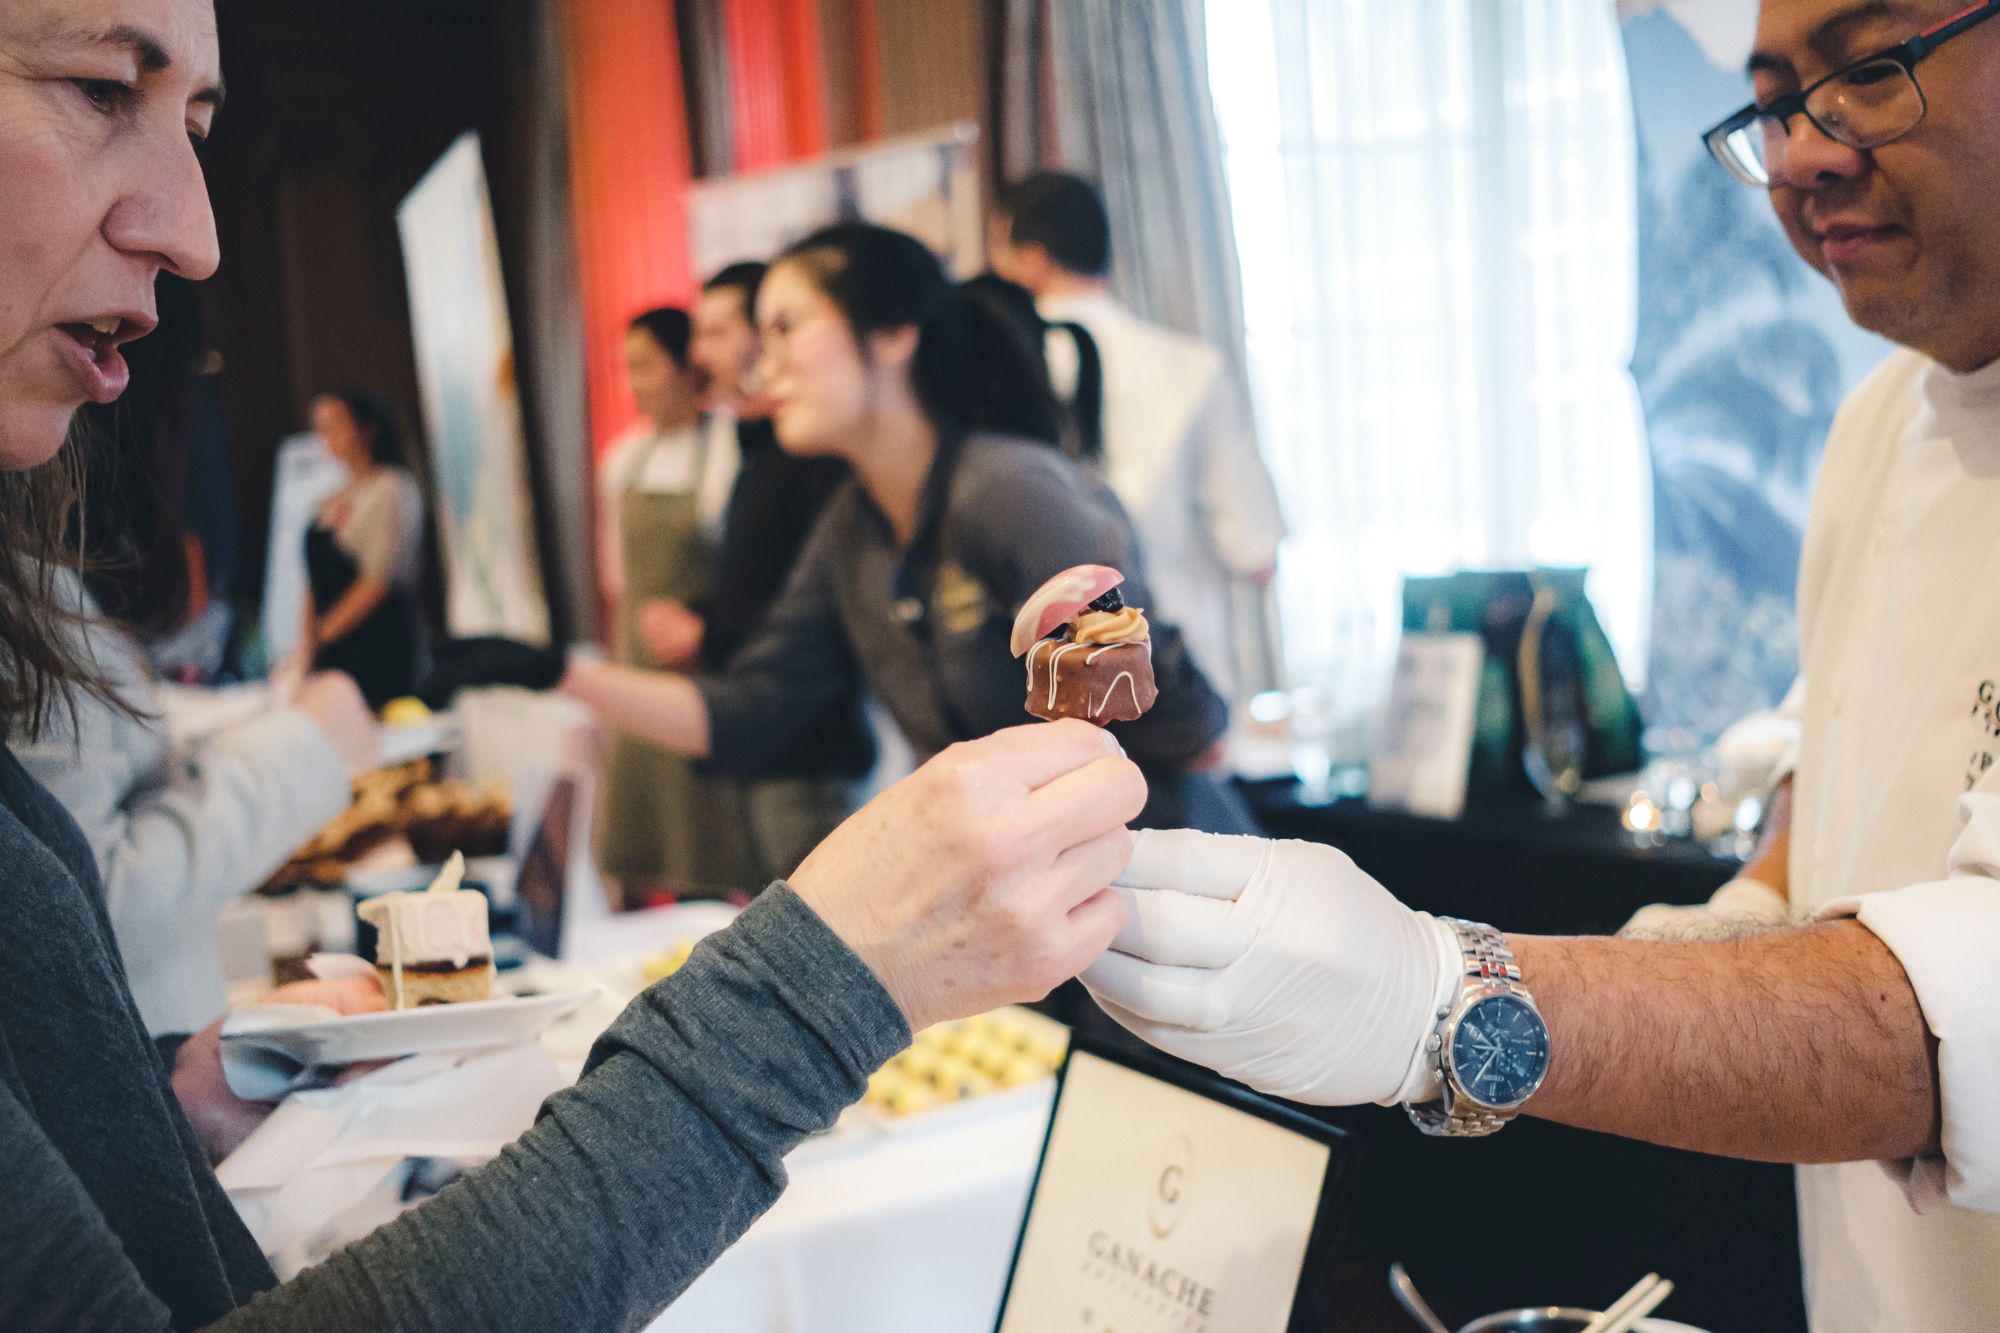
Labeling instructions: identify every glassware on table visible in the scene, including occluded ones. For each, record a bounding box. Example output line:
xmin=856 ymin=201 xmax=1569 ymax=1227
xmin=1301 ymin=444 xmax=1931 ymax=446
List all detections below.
xmin=1639 ymin=728 xmax=1714 ymax=840
xmin=1281 ymin=682 xmax=1368 ymax=807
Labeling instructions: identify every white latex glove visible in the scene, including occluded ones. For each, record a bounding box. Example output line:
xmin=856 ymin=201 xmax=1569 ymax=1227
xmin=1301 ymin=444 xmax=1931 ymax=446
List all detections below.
xmin=1619 ymin=876 xmax=1791 ymax=942
xmin=1081 ymin=829 xmax=1460 ymax=1107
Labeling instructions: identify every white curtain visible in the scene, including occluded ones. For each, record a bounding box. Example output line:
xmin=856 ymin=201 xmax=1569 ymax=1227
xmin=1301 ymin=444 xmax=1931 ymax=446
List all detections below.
xmin=1207 ymin=0 xmax=1650 ymax=730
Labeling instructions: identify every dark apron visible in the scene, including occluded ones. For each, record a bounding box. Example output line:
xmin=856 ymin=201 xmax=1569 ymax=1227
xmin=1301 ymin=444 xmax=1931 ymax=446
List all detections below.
xmin=306 ymin=524 xmax=417 ymax=708
xmin=597 ymin=428 xmax=757 ymax=897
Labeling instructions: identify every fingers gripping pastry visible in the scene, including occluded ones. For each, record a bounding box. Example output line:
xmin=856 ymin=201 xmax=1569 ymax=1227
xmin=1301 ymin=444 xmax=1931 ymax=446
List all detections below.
xmin=1009 ymin=565 xmax=1159 ymax=725
xmin=355 ymin=853 xmax=494 ymax=1008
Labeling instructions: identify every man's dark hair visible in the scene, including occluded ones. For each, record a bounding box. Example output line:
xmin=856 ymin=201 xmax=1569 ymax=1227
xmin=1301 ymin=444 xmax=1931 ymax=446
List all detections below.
xmin=703 ymin=261 xmax=769 ymax=315
xmin=994 ymin=172 xmax=1112 ymax=278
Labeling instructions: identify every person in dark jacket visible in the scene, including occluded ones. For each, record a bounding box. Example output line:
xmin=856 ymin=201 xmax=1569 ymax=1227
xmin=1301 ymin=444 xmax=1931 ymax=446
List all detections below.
xmin=648 ymin=262 xmax=877 ymax=884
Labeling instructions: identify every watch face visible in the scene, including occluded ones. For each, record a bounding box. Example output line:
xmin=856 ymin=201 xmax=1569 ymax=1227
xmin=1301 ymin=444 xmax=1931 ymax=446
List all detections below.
xmin=1449 ymin=993 xmax=1550 ymax=1110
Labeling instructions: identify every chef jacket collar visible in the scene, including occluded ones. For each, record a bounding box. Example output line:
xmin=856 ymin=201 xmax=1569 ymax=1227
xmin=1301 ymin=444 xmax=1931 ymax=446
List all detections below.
xmin=1036 ymin=289 xmax=1122 ymax=326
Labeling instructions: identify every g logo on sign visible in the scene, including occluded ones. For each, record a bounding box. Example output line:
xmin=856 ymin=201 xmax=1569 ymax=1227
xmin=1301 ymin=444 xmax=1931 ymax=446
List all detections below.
xmin=1148 ymin=1135 xmax=1195 ymax=1240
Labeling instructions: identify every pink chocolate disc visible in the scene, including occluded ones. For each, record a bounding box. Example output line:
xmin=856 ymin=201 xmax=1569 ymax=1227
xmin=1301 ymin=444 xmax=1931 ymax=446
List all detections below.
xmin=1008 ymin=564 xmax=1126 ymax=658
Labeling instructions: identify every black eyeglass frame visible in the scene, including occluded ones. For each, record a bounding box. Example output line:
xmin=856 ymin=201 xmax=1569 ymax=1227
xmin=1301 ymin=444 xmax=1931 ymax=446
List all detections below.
xmin=1703 ymin=0 xmax=2000 ymax=187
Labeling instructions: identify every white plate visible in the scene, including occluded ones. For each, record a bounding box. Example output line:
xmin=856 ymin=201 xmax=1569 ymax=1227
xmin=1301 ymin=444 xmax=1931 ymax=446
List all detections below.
xmin=220 ymin=990 xmax=592 ymax=1099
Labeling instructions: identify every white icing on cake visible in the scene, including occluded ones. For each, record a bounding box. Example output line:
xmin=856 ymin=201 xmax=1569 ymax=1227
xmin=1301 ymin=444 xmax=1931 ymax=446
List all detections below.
xmin=355 ymin=853 xmax=491 ymax=1007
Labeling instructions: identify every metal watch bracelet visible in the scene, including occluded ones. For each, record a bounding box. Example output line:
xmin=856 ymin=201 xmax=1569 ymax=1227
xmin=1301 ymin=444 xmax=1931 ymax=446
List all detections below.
xmin=1404 ymin=918 xmax=1533 ymax=1138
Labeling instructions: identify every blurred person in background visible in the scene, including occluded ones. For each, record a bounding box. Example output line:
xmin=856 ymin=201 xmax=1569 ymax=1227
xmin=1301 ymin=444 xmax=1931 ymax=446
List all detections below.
xmin=660 ymin=263 xmax=875 ymax=885
xmin=0 ymin=5 xmax=1143 ymax=1325
xmin=13 ymin=276 xmax=380 ymax=1034
xmin=990 ymin=171 xmax=1286 ymax=703
xmin=301 ymin=386 xmax=425 ymax=707
xmin=553 ymin=224 xmax=1253 ymax=835
xmin=594 ymin=307 xmax=757 ymax=897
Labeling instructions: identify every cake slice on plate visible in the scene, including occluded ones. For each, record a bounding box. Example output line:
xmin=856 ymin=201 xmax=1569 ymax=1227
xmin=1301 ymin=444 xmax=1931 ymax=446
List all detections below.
xmin=356 ymin=852 xmax=494 ymax=1008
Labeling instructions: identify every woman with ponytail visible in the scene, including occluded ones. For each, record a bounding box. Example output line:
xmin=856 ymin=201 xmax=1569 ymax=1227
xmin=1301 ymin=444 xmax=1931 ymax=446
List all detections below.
xmin=557 ymin=223 xmax=1249 ymax=833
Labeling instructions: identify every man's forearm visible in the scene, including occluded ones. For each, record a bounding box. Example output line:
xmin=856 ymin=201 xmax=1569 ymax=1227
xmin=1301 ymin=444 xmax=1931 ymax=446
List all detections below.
xmin=1512 ymin=920 xmax=1940 ymax=1163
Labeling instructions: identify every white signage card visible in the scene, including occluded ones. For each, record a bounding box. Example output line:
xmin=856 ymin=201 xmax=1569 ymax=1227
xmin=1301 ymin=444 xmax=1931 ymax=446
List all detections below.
xmin=996 ymin=1051 xmax=1333 ymax=1333
xmin=1369 ymin=631 xmax=1485 ymax=819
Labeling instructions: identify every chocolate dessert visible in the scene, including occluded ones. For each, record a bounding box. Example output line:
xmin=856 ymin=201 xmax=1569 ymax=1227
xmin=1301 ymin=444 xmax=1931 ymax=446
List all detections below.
xmin=1010 ymin=566 xmax=1159 ymax=726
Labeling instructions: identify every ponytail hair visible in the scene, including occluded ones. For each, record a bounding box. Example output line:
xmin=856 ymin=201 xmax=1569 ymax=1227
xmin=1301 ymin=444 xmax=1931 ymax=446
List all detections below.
xmin=960 ymin=272 xmax=1105 ymax=462
xmin=774 ymin=224 xmax=1063 ymax=446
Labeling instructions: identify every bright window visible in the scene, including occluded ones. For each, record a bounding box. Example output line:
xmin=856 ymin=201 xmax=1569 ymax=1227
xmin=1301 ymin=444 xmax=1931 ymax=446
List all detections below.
xmin=1208 ymin=0 xmax=1650 ymax=723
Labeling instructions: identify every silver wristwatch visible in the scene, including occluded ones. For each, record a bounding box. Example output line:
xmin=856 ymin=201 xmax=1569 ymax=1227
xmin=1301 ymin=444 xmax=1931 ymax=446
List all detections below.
xmin=1404 ymin=918 xmax=1551 ymax=1138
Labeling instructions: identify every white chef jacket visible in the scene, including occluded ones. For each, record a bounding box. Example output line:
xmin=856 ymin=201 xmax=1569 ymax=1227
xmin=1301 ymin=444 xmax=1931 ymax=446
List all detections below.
xmin=1038 ymin=291 xmax=1286 ymax=701
xmin=595 ymin=413 xmax=739 ymax=602
xmin=1788 ymin=347 xmax=2000 ymax=1332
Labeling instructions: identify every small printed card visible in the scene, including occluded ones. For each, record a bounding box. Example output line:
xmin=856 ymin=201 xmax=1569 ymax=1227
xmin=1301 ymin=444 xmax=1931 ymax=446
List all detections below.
xmin=1369 ymin=631 xmax=1484 ymax=819
xmin=995 ymin=1049 xmax=1338 ymax=1333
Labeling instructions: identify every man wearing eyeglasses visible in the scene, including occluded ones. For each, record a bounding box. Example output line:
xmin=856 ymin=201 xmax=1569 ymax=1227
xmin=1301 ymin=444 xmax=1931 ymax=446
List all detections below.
xmin=1079 ymin=3 xmax=2000 ymax=1328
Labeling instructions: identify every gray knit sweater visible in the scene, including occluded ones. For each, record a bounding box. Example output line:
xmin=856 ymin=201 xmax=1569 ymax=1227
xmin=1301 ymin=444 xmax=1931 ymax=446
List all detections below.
xmin=0 ymin=745 xmax=909 ymax=1331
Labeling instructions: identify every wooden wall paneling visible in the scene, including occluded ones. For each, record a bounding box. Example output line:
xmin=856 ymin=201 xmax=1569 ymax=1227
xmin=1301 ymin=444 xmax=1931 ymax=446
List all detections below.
xmin=818 ymin=0 xmax=862 ymax=149
xmin=852 ymin=0 xmax=884 ymax=141
xmin=873 ymin=0 xmax=987 ymax=138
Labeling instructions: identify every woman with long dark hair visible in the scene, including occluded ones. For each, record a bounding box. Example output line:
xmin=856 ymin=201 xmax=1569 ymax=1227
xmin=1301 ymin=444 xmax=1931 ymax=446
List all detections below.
xmin=560 ymin=223 xmax=1249 ymax=832
xmin=301 ymin=386 xmax=426 ymax=705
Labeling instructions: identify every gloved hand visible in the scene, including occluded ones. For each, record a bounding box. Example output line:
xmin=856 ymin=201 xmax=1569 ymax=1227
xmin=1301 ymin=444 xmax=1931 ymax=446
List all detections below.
xmin=1081 ymin=828 xmax=1460 ymax=1107
xmin=417 ymin=637 xmax=569 ymax=710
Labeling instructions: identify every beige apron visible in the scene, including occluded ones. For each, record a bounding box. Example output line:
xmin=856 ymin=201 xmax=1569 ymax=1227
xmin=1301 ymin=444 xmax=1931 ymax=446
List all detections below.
xmin=597 ymin=429 xmax=756 ymax=897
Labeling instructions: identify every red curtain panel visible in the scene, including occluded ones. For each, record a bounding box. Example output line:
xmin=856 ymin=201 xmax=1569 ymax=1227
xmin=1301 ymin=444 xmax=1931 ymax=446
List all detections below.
xmin=723 ymin=0 xmax=832 ymax=169
xmin=563 ymin=0 xmax=699 ymax=457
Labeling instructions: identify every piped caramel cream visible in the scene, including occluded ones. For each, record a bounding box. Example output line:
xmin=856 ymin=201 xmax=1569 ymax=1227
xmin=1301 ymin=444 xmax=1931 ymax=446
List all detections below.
xmin=1070 ymin=607 xmax=1150 ymax=646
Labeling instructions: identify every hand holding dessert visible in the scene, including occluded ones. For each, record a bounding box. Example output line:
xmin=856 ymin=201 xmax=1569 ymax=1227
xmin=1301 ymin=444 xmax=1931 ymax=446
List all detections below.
xmin=788 ymin=721 xmax=1146 ymax=1031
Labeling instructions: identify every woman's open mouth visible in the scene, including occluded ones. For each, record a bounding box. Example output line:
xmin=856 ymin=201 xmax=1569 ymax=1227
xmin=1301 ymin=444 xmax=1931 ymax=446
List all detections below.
xmin=54 ymin=319 xmax=133 ymax=405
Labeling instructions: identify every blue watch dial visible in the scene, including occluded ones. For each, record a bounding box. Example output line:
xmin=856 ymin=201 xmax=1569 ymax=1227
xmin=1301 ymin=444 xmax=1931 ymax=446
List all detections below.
xmin=1449 ymin=993 xmax=1550 ymax=1109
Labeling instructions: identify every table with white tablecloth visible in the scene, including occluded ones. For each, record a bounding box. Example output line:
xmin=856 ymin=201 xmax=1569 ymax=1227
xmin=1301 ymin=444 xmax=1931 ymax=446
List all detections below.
xmin=648 ymin=1089 xmax=1050 ymax=1333
xmin=523 ymin=918 xmax=1057 ymax=1333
